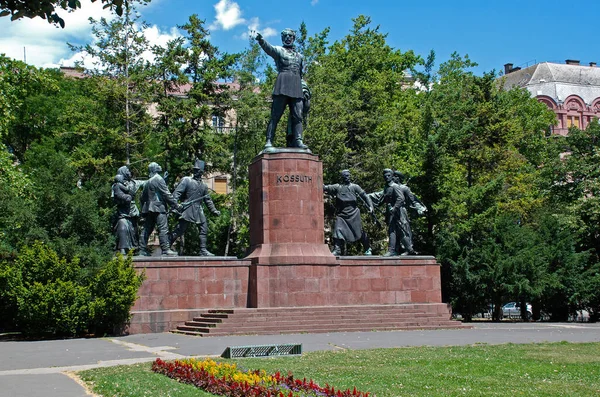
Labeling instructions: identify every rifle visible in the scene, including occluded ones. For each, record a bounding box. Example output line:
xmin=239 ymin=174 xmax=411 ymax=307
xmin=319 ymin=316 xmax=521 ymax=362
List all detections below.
xmin=367 ymin=208 xmax=382 ymax=228
xmin=170 ymin=194 xmax=210 ymax=215
xmin=358 ymin=194 xmax=382 ymax=228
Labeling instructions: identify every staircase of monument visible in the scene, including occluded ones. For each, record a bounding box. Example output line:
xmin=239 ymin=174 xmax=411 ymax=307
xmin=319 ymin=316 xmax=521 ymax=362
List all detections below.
xmin=171 ymin=304 xmax=469 ymax=337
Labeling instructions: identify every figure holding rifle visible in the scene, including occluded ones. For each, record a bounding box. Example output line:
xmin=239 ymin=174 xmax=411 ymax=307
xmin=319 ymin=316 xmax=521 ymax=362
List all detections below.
xmin=169 ymin=160 xmax=221 ymax=256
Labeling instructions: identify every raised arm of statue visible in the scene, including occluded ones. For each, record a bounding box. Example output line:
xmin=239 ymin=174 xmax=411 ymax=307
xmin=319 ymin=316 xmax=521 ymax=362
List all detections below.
xmin=323 ymin=184 xmax=339 ymax=196
xmin=256 ymin=35 xmax=279 ymax=60
xmin=401 ymin=185 xmax=427 ymax=215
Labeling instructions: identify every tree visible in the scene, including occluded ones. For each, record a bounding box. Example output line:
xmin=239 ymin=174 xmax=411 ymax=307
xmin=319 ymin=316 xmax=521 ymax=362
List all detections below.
xmin=0 ymin=0 xmax=149 ymax=28
xmin=540 ymin=121 xmax=600 ymax=321
xmin=418 ymin=53 xmax=556 ymax=318
xmin=0 ymin=55 xmax=57 ymax=153
xmin=306 ymin=15 xmax=421 ymax=189
xmin=70 ymin=8 xmax=156 ymax=167
xmin=160 ymin=14 xmax=238 ymax=175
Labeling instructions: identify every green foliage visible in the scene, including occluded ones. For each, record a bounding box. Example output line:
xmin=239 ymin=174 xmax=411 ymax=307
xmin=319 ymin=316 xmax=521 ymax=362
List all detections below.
xmin=306 ymin=15 xmax=422 ymax=187
xmin=18 ymin=279 xmax=91 ymax=336
xmin=0 ymin=241 xmax=89 ymax=335
xmin=539 ymin=121 xmax=600 ymax=320
xmin=0 ymin=55 xmax=58 ymax=146
xmin=89 ymin=253 xmax=144 ymax=335
xmin=0 ymin=242 xmax=143 ymax=336
xmin=70 ymin=9 xmax=157 ymax=166
xmin=20 ymin=139 xmax=114 ymax=269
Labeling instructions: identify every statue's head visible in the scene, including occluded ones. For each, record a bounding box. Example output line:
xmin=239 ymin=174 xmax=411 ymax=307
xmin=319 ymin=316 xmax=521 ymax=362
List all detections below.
xmin=340 ymin=169 xmax=351 ymax=184
xmin=281 ymin=28 xmax=296 ymax=47
xmin=117 ymin=165 xmax=132 ymax=181
xmin=393 ymin=170 xmax=405 ymax=184
xmin=192 ymin=159 xmax=205 ymax=179
xmin=148 ymin=162 xmax=162 ymax=176
xmin=383 ymin=168 xmax=394 ymax=183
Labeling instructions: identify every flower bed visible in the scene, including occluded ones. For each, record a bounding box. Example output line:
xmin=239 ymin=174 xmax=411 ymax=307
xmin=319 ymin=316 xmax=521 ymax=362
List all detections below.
xmin=152 ymin=357 xmax=371 ymax=397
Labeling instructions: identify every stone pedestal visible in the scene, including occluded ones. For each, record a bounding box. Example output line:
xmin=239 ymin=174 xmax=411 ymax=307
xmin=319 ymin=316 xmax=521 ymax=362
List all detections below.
xmin=245 ymin=151 xmax=335 ymax=265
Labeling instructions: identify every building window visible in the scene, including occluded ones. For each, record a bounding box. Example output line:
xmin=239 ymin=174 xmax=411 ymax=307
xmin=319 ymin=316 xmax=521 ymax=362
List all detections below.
xmin=567 ymin=116 xmax=580 ymax=129
xmin=214 ymin=178 xmax=227 ymax=194
xmin=212 ymin=115 xmax=225 ymax=132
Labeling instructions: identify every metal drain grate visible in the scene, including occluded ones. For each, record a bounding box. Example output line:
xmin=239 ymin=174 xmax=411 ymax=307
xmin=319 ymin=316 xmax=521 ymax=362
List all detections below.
xmin=221 ymin=343 xmax=302 ymax=358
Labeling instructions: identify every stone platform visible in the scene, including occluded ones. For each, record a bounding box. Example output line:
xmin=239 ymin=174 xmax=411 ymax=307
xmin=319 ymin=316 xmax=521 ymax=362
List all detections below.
xmin=129 ymin=255 xmax=444 ymax=334
xmin=246 ymin=151 xmax=335 ymax=265
xmin=127 ymin=151 xmax=456 ymax=335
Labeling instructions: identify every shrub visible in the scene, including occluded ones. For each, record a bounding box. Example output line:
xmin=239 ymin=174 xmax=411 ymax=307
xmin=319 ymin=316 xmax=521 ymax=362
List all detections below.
xmin=0 ymin=242 xmax=144 ymax=336
xmin=89 ymin=253 xmax=145 ymax=335
xmin=17 ymin=280 xmax=91 ymax=336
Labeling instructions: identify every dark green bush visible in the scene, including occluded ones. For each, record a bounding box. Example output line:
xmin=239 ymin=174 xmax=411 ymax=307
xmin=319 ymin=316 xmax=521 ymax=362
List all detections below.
xmin=89 ymin=253 xmax=145 ymax=335
xmin=0 ymin=242 xmax=144 ymax=336
xmin=18 ymin=280 xmax=91 ymax=336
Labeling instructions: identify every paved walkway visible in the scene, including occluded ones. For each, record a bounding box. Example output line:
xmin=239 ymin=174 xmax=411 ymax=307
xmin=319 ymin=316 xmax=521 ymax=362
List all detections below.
xmin=1 ymin=322 xmax=599 ymax=397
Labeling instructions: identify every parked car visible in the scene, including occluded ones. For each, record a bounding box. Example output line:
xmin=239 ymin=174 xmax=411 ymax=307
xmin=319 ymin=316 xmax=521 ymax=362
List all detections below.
xmin=569 ymin=309 xmax=590 ymax=322
xmin=501 ymin=302 xmax=532 ymax=319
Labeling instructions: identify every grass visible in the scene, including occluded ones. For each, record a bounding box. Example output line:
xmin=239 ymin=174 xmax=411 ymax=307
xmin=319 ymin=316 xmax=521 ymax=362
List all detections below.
xmin=77 ymin=342 xmax=600 ymax=397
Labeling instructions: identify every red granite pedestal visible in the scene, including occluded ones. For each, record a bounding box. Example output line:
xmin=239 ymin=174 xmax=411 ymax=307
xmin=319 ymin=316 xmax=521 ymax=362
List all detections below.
xmin=245 ymin=151 xmax=335 ymax=265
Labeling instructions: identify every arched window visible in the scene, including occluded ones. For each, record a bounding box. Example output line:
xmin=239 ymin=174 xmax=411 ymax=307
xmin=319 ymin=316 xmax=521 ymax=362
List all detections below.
xmin=536 ymin=96 xmax=561 ymax=135
xmin=564 ymin=95 xmax=586 ymax=129
xmin=592 ymin=98 xmax=600 ymax=120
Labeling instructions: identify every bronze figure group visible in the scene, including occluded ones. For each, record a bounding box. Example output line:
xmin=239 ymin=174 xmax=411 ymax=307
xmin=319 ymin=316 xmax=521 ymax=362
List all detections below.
xmin=112 ymin=161 xmax=221 ymax=257
xmin=324 ymin=168 xmax=427 ymax=257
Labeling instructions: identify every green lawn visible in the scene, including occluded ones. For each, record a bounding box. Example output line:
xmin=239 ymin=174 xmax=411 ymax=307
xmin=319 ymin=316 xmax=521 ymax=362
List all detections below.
xmin=77 ymin=342 xmax=600 ymax=397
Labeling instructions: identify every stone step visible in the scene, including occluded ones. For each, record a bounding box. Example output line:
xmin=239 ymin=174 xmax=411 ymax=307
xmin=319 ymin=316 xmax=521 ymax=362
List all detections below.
xmin=196 ymin=308 xmax=440 ymax=320
xmin=192 ymin=317 xmax=223 ymax=323
xmin=173 ymin=323 xmax=467 ymax=337
xmin=217 ymin=305 xmax=433 ymax=314
xmin=173 ymin=304 xmax=464 ymax=337
xmin=180 ymin=317 xmax=461 ymax=333
xmin=192 ymin=312 xmax=441 ymax=323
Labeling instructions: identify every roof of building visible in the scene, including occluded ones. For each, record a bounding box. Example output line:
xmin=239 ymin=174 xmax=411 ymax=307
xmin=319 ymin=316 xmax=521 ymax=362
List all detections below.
xmin=502 ymin=62 xmax=600 ymax=88
xmin=501 ymin=62 xmax=600 ymax=105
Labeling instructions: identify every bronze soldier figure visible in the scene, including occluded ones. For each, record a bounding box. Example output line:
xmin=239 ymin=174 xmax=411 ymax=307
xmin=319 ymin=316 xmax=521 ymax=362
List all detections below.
xmin=371 ymin=169 xmax=427 ymax=256
xmin=254 ymin=28 xmax=308 ymax=151
xmin=139 ymin=162 xmax=181 ymax=257
xmin=324 ymin=169 xmax=374 ymax=256
xmin=169 ymin=160 xmax=221 ymax=256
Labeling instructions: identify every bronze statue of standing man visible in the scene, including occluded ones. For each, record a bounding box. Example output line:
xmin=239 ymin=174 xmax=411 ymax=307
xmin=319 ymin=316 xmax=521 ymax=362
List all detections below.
xmin=169 ymin=160 xmax=221 ymax=256
xmin=253 ymin=28 xmax=308 ymax=151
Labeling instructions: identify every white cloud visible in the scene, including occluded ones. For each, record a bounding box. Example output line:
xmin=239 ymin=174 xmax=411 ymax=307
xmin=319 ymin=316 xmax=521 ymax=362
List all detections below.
xmin=0 ymin=0 xmax=181 ymax=69
xmin=311 ymin=0 xmax=319 ymax=5
xmin=0 ymin=1 xmax=114 ymax=67
xmin=262 ymin=27 xmax=277 ymax=38
xmin=209 ymin=0 xmax=245 ymax=31
xmin=0 ymin=1 xmax=182 ymax=70
xmin=240 ymin=17 xmax=277 ymax=40
xmin=56 ymin=24 xmax=182 ymax=70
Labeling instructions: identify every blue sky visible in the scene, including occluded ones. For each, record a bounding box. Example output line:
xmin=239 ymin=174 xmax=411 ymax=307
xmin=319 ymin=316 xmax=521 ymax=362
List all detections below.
xmin=1 ymin=0 xmax=598 ymax=74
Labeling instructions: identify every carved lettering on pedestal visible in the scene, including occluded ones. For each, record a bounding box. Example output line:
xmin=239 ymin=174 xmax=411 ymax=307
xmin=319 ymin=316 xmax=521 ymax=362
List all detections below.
xmin=276 ymin=174 xmax=314 ymax=184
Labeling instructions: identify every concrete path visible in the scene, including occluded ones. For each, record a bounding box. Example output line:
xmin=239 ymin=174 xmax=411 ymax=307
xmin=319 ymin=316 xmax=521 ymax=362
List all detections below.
xmin=1 ymin=322 xmax=599 ymax=397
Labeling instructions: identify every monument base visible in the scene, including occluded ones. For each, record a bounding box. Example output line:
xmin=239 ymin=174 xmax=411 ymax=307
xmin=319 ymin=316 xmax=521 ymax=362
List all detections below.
xmin=128 ymin=255 xmax=446 ymax=333
xmin=247 ymin=151 xmax=335 ymax=265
